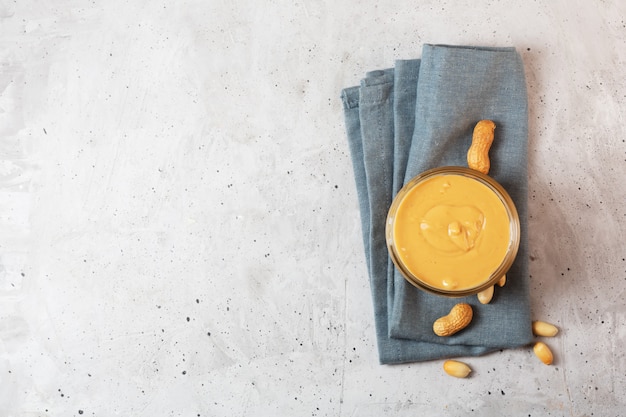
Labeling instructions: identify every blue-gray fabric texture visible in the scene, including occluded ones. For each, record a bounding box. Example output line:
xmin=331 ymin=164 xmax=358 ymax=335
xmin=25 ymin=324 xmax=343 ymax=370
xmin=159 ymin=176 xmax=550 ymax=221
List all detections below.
xmin=341 ymin=44 xmax=533 ymax=364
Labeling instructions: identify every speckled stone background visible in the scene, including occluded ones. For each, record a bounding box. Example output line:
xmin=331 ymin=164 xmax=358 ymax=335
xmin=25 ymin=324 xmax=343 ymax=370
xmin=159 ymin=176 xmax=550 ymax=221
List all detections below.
xmin=1 ymin=0 xmax=625 ymax=416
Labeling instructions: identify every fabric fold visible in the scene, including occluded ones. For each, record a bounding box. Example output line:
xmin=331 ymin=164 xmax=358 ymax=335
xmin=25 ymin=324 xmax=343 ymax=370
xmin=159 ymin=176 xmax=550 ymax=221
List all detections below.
xmin=341 ymin=44 xmax=533 ymax=364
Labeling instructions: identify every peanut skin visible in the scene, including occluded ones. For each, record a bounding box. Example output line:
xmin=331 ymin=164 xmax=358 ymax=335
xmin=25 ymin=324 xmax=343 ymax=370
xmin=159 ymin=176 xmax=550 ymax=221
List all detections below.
xmin=467 ymin=120 xmax=496 ymax=174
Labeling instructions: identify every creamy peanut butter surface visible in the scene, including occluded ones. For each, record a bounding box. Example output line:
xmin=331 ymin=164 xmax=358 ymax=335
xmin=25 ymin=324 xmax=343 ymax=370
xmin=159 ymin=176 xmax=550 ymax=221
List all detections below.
xmin=392 ymin=174 xmax=511 ymax=291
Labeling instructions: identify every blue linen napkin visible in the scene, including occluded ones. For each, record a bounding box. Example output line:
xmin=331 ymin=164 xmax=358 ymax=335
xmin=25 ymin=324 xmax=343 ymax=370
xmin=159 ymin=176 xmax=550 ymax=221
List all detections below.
xmin=341 ymin=44 xmax=533 ymax=364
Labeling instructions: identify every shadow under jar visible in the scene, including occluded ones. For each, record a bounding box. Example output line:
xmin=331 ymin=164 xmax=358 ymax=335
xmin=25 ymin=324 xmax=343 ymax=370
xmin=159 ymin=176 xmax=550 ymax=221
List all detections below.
xmin=386 ymin=166 xmax=520 ymax=297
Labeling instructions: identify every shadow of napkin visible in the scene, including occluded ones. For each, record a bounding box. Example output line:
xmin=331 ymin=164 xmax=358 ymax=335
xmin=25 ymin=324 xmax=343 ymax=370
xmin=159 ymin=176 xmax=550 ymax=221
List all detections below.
xmin=341 ymin=44 xmax=533 ymax=364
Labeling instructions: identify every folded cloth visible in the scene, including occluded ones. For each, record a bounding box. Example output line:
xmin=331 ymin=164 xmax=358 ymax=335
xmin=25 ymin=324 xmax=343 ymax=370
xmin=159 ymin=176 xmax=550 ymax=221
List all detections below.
xmin=341 ymin=44 xmax=533 ymax=364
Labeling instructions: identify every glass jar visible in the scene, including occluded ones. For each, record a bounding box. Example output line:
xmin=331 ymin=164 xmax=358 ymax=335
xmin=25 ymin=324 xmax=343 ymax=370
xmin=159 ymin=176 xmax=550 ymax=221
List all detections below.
xmin=386 ymin=166 xmax=520 ymax=297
